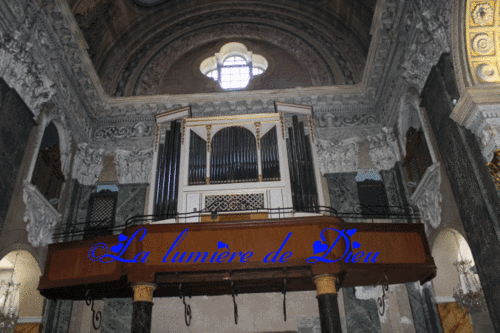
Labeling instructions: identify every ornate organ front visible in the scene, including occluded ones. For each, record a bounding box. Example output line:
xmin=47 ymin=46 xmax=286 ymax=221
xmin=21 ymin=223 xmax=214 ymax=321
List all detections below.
xmin=147 ymin=103 xmax=325 ymax=223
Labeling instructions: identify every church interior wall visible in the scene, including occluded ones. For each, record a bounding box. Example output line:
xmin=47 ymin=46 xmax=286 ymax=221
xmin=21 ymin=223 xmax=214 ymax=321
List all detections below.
xmin=1 ymin=0 xmax=500 ymax=331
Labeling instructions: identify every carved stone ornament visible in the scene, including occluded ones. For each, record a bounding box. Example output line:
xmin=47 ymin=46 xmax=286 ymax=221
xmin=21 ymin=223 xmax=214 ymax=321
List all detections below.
xmin=472 ymin=33 xmax=494 ymax=55
xmin=367 ymin=127 xmax=401 ymax=171
xmin=22 ymin=181 xmax=62 ymax=247
xmin=316 ymin=138 xmax=359 ymax=174
xmin=93 ymin=122 xmax=153 ymax=140
xmin=471 ymin=3 xmax=494 ymax=26
xmin=72 ymin=143 xmax=104 ymax=185
xmin=115 ymin=148 xmax=154 ymax=184
xmin=466 ymin=0 xmax=500 ymax=83
xmin=0 ymin=31 xmax=56 ymax=117
xmin=410 ymin=162 xmax=442 ymax=231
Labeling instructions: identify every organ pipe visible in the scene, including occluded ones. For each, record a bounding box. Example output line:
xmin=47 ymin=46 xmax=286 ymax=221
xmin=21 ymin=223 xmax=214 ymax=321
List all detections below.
xmin=286 ymin=116 xmax=318 ymax=212
xmin=210 ymin=126 xmax=258 ymax=183
xmin=155 ymin=120 xmax=182 ymax=219
xmin=261 ymin=126 xmax=280 ymax=181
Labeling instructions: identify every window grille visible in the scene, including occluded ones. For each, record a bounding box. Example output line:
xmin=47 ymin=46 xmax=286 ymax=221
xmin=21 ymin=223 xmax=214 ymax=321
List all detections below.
xmin=84 ymin=190 xmax=117 ymax=239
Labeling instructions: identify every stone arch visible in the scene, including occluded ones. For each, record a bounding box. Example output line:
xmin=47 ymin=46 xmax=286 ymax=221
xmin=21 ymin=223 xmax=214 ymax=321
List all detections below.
xmin=26 ymin=108 xmax=72 ymax=184
xmin=431 ymin=228 xmax=474 ymax=299
xmin=0 ymin=246 xmax=44 ymax=320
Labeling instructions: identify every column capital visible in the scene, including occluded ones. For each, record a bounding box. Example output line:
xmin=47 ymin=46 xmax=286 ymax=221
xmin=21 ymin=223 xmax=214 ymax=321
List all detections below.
xmin=131 ymin=283 xmax=157 ymax=302
xmin=313 ymin=274 xmax=337 ymax=296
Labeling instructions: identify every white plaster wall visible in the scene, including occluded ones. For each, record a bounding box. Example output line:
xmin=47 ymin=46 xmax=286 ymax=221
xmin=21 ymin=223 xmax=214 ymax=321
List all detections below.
xmin=151 ymin=291 xmax=319 ymax=333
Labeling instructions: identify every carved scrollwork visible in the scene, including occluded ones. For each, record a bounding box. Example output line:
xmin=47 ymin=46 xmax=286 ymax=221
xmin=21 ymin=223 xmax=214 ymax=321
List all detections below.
xmin=22 ymin=181 xmax=62 ymax=247
xmin=316 ymin=138 xmax=359 ymax=173
xmin=93 ymin=122 xmax=153 ymax=140
xmin=72 ymin=144 xmax=104 ymax=185
xmin=367 ymin=127 xmax=401 ymax=171
xmin=115 ymin=148 xmax=154 ymax=184
xmin=0 ymin=31 xmax=56 ymax=117
xmin=410 ymin=162 xmax=442 ymax=231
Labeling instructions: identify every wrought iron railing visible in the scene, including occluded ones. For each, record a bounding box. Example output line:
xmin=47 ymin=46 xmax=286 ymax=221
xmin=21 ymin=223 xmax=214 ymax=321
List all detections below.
xmin=52 ymin=204 xmax=420 ymax=242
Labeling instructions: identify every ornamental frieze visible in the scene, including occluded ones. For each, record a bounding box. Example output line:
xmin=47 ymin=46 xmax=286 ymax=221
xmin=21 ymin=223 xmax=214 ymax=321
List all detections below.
xmin=466 ymin=1 xmax=500 ymax=83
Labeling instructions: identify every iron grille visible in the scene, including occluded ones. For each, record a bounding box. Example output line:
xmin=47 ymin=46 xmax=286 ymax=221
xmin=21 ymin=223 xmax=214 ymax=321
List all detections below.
xmin=205 ymin=193 xmax=264 ymax=212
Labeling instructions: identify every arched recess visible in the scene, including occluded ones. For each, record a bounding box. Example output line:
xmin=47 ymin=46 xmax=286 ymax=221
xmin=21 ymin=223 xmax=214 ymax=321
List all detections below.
xmin=210 ymin=126 xmax=258 ymax=183
xmin=0 ymin=248 xmax=44 ymax=322
xmin=26 ymin=111 xmax=72 ymax=185
xmin=431 ymin=228 xmax=474 ymax=300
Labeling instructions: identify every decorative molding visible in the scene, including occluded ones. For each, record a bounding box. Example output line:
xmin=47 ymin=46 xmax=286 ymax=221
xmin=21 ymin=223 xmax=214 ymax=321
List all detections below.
xmin=72 ymin=143 xmax=104 ymax=185
xmin=410 ymin=162 xmax=442 ymax=231
xmin=316 ymin=138 xmax=359 ymax=174
xmin=367 ymin=127 xmax=401 ymax=171
xmin=466 ymin=0 xmax=500 ymax=84
xmin=93 ymin=122 xmax=153 ymax=140
xmin=452 ymin=93 xmax=500 ymax=160
xmin=400 ymin=6 xmax=451 ymax=91
xmin=22 ymin=181 xmax=62 ymax=247
xmin=0 ymin=31 xmax=56 ymax=117
xmin=114 ymin=148 xmax=154 ymax=184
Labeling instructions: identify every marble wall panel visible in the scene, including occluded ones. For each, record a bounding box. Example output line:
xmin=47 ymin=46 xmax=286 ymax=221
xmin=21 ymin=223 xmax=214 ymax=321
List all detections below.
xmin=343 ymin=287 xmax=381 ymax=333
xmin=41 ymin=299 xmax=73 ymax=333
xmin=325 ymin=172 xmax=359 ymax=222
xmin=422 ymin=54 xmax=500 ymax=331
xmin=101 ymin=298 xmax=133 ymax=333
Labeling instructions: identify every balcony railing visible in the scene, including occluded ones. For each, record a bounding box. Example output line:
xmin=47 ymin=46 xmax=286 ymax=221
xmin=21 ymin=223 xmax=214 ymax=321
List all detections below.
xmin=52 ymin=204 xmax=420 ymax=242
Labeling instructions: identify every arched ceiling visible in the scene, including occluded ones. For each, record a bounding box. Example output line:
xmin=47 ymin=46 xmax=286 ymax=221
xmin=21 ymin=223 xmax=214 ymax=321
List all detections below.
xmin=68 ymin=0 xmax=377 ymax=96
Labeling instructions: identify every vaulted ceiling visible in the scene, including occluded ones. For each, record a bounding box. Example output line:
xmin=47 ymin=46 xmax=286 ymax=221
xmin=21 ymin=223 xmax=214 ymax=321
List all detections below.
xmin=67 ymin=0 xmax=377 ymax=96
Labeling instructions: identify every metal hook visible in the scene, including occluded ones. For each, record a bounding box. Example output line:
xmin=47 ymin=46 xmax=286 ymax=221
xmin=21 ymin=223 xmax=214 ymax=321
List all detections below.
xmin=377 ymin=273 xmax=389 ymax=316
xmin=179 ymin=283 xmax=192 ymax=326
xmin=231 ymin=281 xmax=238 ymax=325
xmin=282 ymin=278 xmax=287 ymax=322
xmin=85 ymin=289 xmax=102 ymax=330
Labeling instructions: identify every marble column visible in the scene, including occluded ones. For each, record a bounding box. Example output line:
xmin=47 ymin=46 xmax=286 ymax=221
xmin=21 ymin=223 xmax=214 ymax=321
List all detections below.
xmin=131 ymin=283 xmax=157 ymax=333
xmin=313 ymin=274 xmax=342 ymax=333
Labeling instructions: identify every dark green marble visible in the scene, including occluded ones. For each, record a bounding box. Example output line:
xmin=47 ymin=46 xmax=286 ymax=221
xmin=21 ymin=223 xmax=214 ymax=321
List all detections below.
xmin=131 ymin=301 xmax=153 ymax=333
xmin=421 ymin=53 xmax=500 ymax=332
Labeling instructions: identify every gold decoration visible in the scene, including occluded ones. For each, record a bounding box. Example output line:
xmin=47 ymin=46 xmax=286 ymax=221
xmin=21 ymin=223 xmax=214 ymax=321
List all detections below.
xmin=486 ymin=149 xmax=500 ymax=190
xmin=280 ymin=112 xmax=284 ymax=139
xmin=181 ymin=118 xmax=186 ymax=144
xmin=472 ymin=33 xmax=494 ymax=54
xmin=255 ymin=122 xmax=261 ymax=150
xmin=206 ymin=124 xmax=212 ymax=153
xmin=466 ymin=1 xmax=500 ymax=83
xmin=132 ymin=283 xmax=157 ymax=302
xmin=206 ymin=177 xmax=210 ymax=185
xmin=476 ymin=63 xmax=499 ymax=81
xmin=155 ymin=124 xmax=160 ymax=151
xmin=313 ymin=274 xmax=337 ymax=295
xmin=471 ymin=3 xmax=494 ymax=25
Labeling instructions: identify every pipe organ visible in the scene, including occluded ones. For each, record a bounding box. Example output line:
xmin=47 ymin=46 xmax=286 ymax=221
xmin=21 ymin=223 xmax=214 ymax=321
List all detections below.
xmin=148 ymin=103 xmax=325 ymax=223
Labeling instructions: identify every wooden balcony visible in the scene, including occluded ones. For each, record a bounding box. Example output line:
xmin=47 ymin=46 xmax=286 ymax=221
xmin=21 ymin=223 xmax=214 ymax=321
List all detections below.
xmin=39 ymin=216 xmax=435 ymax=300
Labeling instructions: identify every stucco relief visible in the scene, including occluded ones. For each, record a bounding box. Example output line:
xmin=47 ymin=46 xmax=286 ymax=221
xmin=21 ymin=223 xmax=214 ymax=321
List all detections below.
xmin=401 ymin=6 xmax=450 ymax=91
xmin=316 ymin=138 xmax=359 ymax=174
xmin=115 ymin=149 xmax=154 ymax=184
xmin=0 ymin=31 xmax=56 ymax=117
xmin=134 ymin=24 xmax=334 ymax=96
xmin=104 ymin=6 xmax=363 ymax=96
xmin=367 ymin=127 xmax=401 ymax=171
xmin=410 ymin=162 xmax=442 ymax=232
xmin=23 ymin=181 xmax=62 ymax=247
xmin=93 ymin=122 xmax=153 ymax=140
xmin=72 ymin=143 xmax=104 ymax=185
